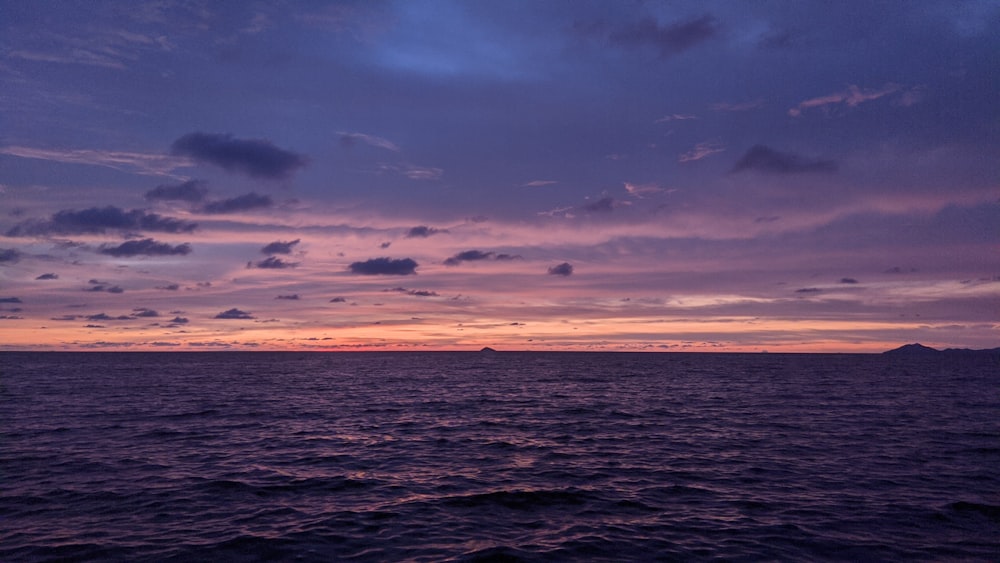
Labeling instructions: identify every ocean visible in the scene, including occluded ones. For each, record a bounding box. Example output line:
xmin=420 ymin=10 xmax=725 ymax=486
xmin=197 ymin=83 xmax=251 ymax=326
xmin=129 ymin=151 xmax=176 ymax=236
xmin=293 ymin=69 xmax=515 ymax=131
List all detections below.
xmin=2 ymin=351 xmax=998 ymax=561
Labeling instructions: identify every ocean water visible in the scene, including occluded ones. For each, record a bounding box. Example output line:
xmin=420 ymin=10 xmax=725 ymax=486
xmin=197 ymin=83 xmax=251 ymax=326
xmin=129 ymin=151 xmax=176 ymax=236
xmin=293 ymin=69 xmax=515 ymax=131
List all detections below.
xmin=1 ymin=351 xmax=998 ymax=562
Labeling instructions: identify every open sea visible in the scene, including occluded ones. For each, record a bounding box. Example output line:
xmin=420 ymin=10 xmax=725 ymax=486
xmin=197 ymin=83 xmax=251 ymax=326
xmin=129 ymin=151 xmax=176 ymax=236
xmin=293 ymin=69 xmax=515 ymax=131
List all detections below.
xmin=1 ymin=351 xmax=998 ymax=561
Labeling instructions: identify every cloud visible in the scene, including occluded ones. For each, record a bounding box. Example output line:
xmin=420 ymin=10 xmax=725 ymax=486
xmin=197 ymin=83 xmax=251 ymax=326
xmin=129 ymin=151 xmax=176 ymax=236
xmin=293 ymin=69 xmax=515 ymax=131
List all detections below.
xmin=443 ymin=250 xmax=523 ymax=266
xmin=788 ymin=84 xmax=902 ymax=117
xmin=168 ymin=316 xmax=189 ymax=324
xmin=339 ymin=132 xmax=400 ymax=152
xmin=0 ymin=146 xmax=189 ymax=177
xmin=0 ymin=297 xmax=23 ymax=303
xmin=795 ymin=287 xmax=822 ymax=294
xmin=548 ymin=263 xmax=574 ymax=276
xmin=35 ymin=273 xmax=59 ymax=280
xmin=157 ymin=283 xmax=180 ymax=291
xmin=679 ymin=141 xmax=725 ymax=163
xmin=583 ymin=197 xmax=616 ymax=213
xmin=261 ymin=239 xmax=301 ymax=255
xmin=87 ymin=284 xmax=125 ymax=293
xmin=523 ymin=180 xmax=558 ymax=187
xmin=609 ymin=15 xmax=717 ymax=57
xmin=624 ymin=182 xmax=664 ymax=198
xmin=145 ymin=180 xmax=208 ymax=202
xmin=276 ymin=294 xmax=300 ymax=300
xmin=6 ymin=206 xmax=197 ymax=236
xmin=99 ymin=238 xmax=192 ymax=257
xmin=654 ymin=114 xmax=698 ymax=122
xmin=250 ymin=256 xmax=298 ymax=269
xmin=444 ymin=250 xmax=495 ymax=266
xmin=349 ymin=257 xmax=418 ymax=275
xmin=730 ymin=145 xmax=838 ymax=174
xmin=329 ymin=297 xmax=347 ymax=303
xmin=0 ymin=249 xmax=22 ymax=263
xmin=132 ymin=308 xmax=160 ymax=318
xmin=406 ymin=226 xmax=447 ymax=238
xmin=214 ymin=308 xmax=255 ymax=319
xmin=710 ymin=100 xmax=764 ymax=112
xmin=86 ymin=313 xmax=131 ymax=321
xmin=170 ymin=132 xmax=307 ymax=179
xmin=839 ymin=278 xmax=860 ymax=284
xmin=385 ymin=287 xmax=439 ymax=297
xmin=198 ymin=193 xmax=273 ymax=214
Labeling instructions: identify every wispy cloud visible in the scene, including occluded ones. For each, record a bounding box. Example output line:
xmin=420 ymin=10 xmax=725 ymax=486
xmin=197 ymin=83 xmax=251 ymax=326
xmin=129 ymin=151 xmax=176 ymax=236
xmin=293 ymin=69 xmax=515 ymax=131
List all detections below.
xmin=624 ymin=182 xmax=664 ymax=198
xmin=710 ymin=100 xmax=764 ymax=112
xmin=339 ymin=132 xmax=400 ymax=152
xmin=789 ymin=84 xmax=902 ymax=117
xmin=523 ymin=180 xmax=558 ymax=187
xmin=654 ymin=114 xmax=698 ymax=123
xmin=0 ymin=146 xmax=190 ymax=176
xmin=679 ymin=141 xmax=725 ymax=163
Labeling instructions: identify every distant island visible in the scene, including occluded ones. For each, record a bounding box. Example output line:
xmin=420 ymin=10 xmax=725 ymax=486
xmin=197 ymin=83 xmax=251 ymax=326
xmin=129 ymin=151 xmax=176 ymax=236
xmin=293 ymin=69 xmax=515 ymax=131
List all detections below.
xmin=884 ymin=343 xmax=1000 ymax=357
xmin=480 ymin=347 xmax=497 ymax=353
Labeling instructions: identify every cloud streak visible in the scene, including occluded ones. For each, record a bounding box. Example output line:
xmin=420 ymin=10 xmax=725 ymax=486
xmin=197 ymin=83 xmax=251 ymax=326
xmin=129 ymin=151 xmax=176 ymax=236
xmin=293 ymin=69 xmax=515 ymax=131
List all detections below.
xmin=6 ymin=207 xmax=197 ymax=237
xmin=99 ymin=239 xmax=192 ymax=257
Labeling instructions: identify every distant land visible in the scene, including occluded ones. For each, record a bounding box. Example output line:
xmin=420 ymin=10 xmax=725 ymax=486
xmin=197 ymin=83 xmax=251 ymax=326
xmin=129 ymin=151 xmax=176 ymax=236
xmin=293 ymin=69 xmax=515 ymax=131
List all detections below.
xmin=884 ymin=343 xmax=1000 ymax=357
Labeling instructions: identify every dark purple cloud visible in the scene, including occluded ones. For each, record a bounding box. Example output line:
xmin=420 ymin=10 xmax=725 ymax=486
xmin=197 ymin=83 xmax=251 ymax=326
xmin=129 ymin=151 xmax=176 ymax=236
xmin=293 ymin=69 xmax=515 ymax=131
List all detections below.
xmin=548 ymin=262 xmax=574 ymax=276
xmin=406 ymin=226 xmax=446 ymax=238
xmin=329 ymin=297 xmax=347 ymax=303
xmin=261 ymin=239 xmax=300 ymax=254
xmin=609 ymin=14 xmax=718 ymax=57
xmin=795 ymin=287 xmax=822 ymax=294
xmin=6 ymin=206 xmax=197 ymax=236
xmin=214 ymin=308 xmax=254 ymax=319
xmin=86 ymin=313 xmax=131 ymax=321
xmin=132 ymin=308 xmax=159 ymax=317
xmin=444 ymin=250 xmax=495 ymax=266
xmin=385 ymin=287 xmax=439 ymax=297
xmin=583 ymin=197 xmax=615 ymax=213
xmin=250 ymin=256 xmax=298 ymax=269
xmin=349 ymin=257 xmax=418 ymax=275
xmin=157 ymin=283 xmax=180 ymax=290
xmin=198 ymin=193 xmax=273 ymax=214
xmin=839 ymin=278 xmax=860 ymax=284
xmin=35 ymin=273 xmax=59 ymax=280
xmin=144 ymin=179 xmax=208 ymax=202
xmin=0 ymin=248 xmax=22 ymax=263
xmin=0 ymin=297 xmax=23 ymax=303
xmin=731 ymin=145 xmax=838 ymax=174
xmin=168 ymin=316 xmax=189 ymax=324
xmin=171 ymin=132 xmax=307 ymax=179
xmin=99 ymin=238 xmax=192 ymax=257
xmin=443 ymin=250 xmax=523 ymax=266
xmin=276 ymin=294 xmax=300 ymax=300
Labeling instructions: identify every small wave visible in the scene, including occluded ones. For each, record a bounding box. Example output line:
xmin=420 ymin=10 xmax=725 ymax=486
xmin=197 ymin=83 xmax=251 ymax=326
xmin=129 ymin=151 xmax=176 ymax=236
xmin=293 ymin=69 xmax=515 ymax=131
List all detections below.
xmin=949 ymin=501 xmax=1000 ymax=522
xmin=442 ymin=488 xmax=593 ymax=511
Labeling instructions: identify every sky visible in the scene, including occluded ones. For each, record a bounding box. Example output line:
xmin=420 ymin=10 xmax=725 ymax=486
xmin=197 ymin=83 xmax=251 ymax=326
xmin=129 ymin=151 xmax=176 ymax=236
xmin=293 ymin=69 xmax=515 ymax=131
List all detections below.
xmin=1 ymin=0 xmax=998 ymax=352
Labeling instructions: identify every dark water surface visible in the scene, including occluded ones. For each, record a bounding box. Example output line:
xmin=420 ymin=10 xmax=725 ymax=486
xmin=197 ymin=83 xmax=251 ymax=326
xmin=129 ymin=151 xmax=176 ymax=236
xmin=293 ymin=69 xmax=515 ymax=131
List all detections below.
xmin=2 ymin=352 xmax=998 ymax=561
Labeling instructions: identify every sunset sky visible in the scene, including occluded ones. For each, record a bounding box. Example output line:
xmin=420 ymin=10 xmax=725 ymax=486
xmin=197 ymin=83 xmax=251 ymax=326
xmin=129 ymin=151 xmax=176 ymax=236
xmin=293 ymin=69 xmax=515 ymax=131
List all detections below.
xmin=1 ymin=1 xmax=998 ymax=352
